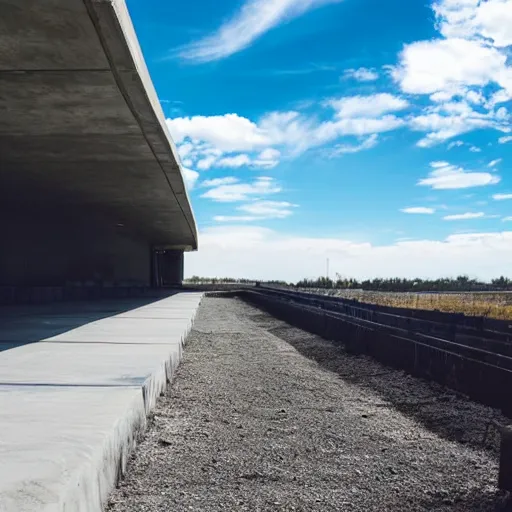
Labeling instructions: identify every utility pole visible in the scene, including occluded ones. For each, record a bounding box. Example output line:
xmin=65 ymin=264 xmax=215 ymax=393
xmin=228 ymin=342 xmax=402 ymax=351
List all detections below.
xmin=326 ymin=258 xmax=330 ymax=280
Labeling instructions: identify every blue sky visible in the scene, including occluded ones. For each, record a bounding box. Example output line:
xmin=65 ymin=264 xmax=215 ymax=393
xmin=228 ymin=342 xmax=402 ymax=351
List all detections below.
xmin=127 ymin=0 xmax=512 ymax=281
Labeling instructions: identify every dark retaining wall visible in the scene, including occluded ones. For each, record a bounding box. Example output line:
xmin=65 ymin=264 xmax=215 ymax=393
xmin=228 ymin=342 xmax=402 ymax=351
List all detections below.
xmin=240 ymin=290 xmax=512 ymax=417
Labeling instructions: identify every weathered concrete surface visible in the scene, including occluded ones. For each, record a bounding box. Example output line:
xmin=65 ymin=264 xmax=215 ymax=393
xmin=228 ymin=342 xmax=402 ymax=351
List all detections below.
xmin=0 ymin=292 xmax=202 ymax=512
xmin=0 ymin=0 xmax=196 ymax=286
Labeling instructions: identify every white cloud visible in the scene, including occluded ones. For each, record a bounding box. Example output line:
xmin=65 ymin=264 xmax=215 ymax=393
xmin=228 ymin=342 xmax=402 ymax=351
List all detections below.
xmin=176 ymin=0 xmax=341 ymax=63
xmin=433 ymin=0 xmax=512 ymax=48
xmin=214 ymin=200 xmax=297 ymax=223
xmin=331 ymin=134 xmax=379 ymax=155
xmin=197 ymin=155 xmax=219 ymax=170
xmin=393 ymin=38 xmax=507 ymax=95
xmin=214 ymin=215 xmax=258 ymax=222
xmin=503 ymin=217 xmax=512 ymax=221
xmin=447 ymin=140 xmax=464 ymax=149
xmin=343 ymin=67 xmax=379 ymax=82
xmin=401 ymin=207 xmax=436 ymax=214
xmin=185 ymin=227 xmax=512 ymax=281
xmin=328 ymin=93 xmax=409 ymax=118
xmin=418 ymin=161 xmax=501 ymax=189
xmin=493 ymin=193 xmax=512 ymax=200
xmin=216 ymin=154 xmax=252 ymax=168
xmin=258 ymin=148 xmax=281 ymax=160
xmin=182 ymin=167 xmax=199 ymax=190
xmin=167 ymin=103 xmax=406 ymax=162
xmin=499 ymin=135 xmax=512 ymax=144
xmin=200 ymin=177 xmax=239 ymax=188
xmin=168 ymin=114 xmax=269 ymax=152
xmin=488 ymin=158 xmax=503 ymax=167
xmin=443 ymin=212 xmax=485 ymax=220
xmin=469 ymin=145 xmax=482 ymax=152
xmin=201 ymin=176 xmax=281 ymax=202
xmin=238 ymin=200 xmax=297 ymax=218
xmin=410 ymin=101 xmax=509 ymax=147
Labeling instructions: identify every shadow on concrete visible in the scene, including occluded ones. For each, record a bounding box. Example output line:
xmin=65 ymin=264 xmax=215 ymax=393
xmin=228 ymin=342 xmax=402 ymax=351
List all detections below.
xmin=246 ymin=309 xmax=509 ymax=456
xmin=0 ymin=292 xmax=178 ymax=354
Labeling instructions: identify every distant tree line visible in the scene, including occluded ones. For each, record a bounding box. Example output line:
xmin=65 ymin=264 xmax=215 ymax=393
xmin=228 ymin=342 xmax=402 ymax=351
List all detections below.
xmin=184 ymin=276 xmax=288 ymax=286
xmin=185 ymin=275 xmax=512 ymax=292
xmin=296 ymin=275 xmax=512 ymax=292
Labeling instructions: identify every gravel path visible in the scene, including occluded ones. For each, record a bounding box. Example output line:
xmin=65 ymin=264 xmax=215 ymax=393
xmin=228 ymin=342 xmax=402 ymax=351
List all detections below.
xmin=107 ymin=297 xmax=510 ymax=512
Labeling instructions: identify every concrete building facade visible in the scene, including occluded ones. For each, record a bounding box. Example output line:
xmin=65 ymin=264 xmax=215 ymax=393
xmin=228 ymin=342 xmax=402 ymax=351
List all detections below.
xmin=0 ymin=0 xmax=197 ymax=288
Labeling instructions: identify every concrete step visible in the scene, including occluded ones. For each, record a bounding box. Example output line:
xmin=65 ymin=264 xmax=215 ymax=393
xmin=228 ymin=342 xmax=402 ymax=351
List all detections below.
xmin=0 ymin=292 xmax=203 ymax=512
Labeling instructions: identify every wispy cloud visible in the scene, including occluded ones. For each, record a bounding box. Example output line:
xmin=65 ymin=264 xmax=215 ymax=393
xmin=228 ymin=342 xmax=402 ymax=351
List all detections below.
xmin=444 ymin=212 xmax=485 ymax=221
xmin=488 ymin=158 xmax=502 ymax=167
xmin=200 ymin=177 xmax=239 ymax=188
xmin=400 ymin=207 xmax=435 ymax=214
xmin=330 ymin=134 xmax=379 ymax=155
xmin=493 ymin=193 xmax=512 ymax=201
xmin=176 ymin=0 xmax=341 ymax=63
xmin=238 ymin=200 xmax=297 ymax=218
xmin=201 ymin=176 xmax=281 ymax=202
xmin=418 ymin=161 xmax=501 ymax=190
xmin=343 ymin=67 xmax=379 ymax=82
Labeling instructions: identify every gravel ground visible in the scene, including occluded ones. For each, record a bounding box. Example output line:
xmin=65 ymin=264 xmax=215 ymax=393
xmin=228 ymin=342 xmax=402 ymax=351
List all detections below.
xmin=107 ymin=297 xmax=511 ymax=512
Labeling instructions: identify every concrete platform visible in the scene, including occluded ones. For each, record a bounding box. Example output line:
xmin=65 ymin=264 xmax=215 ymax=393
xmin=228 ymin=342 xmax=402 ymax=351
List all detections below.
xmin=0 ymin=292 xmax=203 ymax=512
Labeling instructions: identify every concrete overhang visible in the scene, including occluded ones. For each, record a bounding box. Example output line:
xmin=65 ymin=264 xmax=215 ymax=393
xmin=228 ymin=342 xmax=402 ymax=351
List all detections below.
xmin=0 ymin=0 xmax=198 ymax=251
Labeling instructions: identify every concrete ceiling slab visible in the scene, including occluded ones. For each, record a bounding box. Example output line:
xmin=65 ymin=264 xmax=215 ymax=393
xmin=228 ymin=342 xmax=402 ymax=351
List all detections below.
xmin=0 ymin=0 xmax=197 ymax=250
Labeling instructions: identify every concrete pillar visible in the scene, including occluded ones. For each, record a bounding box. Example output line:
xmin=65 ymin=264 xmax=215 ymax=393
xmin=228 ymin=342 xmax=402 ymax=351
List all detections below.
xmin=152 ymin=250 xmax=184 ymax=287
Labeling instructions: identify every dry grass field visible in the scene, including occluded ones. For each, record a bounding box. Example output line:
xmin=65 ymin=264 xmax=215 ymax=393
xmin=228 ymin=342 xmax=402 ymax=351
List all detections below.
xmin=299 ymin=289 xmax=512 ymax=321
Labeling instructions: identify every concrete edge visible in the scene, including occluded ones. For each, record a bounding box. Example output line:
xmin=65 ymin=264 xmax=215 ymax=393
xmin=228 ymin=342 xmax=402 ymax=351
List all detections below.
xmin=67 ymin=293 xmax=204 ymax=511
xmin=85 ymin=0 xmax=198 ymax=251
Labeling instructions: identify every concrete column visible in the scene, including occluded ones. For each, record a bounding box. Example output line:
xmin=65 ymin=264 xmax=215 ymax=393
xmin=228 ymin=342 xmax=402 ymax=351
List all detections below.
xmin=152 ymin=250 xmax=184 ymax=287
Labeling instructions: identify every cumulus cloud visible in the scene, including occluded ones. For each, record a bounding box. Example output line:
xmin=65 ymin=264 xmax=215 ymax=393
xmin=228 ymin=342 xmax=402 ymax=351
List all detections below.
xmin=499 ymin=135 xmax=512 ymax=144
xmin=185 ymin=227 xmax=512 ymax=281
xmin=418 ymin=161 xmax=501 ymax=189
xmin=343 ymin=67 xmax=379 ymax=82
xmin=168 ymin=114 xmax=269 ymax=152
xmin=176 ymin=0 xmax=341 ymax=63
xmin=401 ymin=207 xmax=436 ymax=214
xmin=389 ymin=0 xmax=512 ymax=147
xmin=433 ymin=0 xmax=512 ymax=47
xmin=167 ymin=97 xmax=407 ymax=166
xmin=393 ymin=38 xmax=507 ymax=95
xmin=201 ymin=176 xmax=281 ymax=202
xmin=443 ymin=212 xmax=485 ymax=220
xmin=182 ymin=167 xmax=199 ymax=189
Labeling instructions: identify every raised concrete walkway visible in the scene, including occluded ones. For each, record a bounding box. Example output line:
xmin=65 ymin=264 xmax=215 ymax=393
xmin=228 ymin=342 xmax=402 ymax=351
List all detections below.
xmin=0 ymin=292 xmax=203 ymax=512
